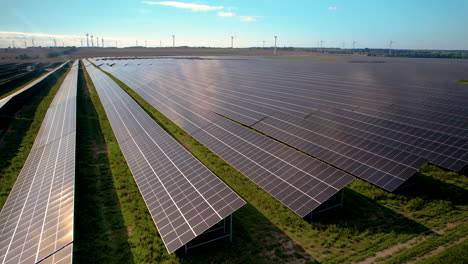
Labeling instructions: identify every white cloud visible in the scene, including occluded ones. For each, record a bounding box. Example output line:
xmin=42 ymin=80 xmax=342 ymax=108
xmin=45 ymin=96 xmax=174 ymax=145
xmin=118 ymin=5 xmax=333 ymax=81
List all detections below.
xmin=142 ymin=1 xmax=223 ymax=11
xmin=218 ymin=11 xmax=235 ymax=17
xmin=328 ymin=6 xmax=338 ymax=11
xmin=240 ymin=16 xmax=261 ymax=22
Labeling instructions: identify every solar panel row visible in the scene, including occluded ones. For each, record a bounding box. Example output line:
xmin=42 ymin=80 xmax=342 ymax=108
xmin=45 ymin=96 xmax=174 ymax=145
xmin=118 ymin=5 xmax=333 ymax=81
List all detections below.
xmin=96 ymin=58 xmax=467 ymax=192
xmin=0 ymin=60 xmax=77 ymax=264
xmin=90 ymin=58 xmax=355 ymax=217
xmin=0 ymin=62 xmax=70 ymax=111
xmin=107 ymin=65 xmax=426 ymax=191
xmin=83 ymin=60 xmax=245 ymax=253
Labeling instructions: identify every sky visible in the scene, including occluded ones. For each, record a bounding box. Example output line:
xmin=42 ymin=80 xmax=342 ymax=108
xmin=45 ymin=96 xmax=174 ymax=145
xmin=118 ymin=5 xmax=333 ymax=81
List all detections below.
xmin=0 ymin=0 xmax=467 ymax=50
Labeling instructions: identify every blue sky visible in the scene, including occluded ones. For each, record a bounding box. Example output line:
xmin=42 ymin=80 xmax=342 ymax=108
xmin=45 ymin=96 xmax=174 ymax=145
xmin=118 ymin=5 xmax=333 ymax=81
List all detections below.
xmin=1 ymin=0 xmax=467 ymax=49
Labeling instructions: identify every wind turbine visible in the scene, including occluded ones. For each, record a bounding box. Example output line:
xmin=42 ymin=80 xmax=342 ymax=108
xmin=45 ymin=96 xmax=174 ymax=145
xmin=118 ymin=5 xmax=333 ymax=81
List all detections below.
xmin=86 ymin=33 xmax=89 ymax=47
xmin=274 ymin=35 xmax=277 ymax=55
xmin=32 ymin=38 xmax=35 ymax=48
xmin=145 ymin=40 xmax=147 ymax=48
xmin=24 ymin=41 xmax=27 ymax=48
xmin=263 ymin=40 xmax=265 ymax=48
xmin=12 ymin=40 xmax=15 ymax=48
xmin=81 ymin=39 xmax=83 ymax=47
xmin=116 ymin=41 xmax=118 ymax=48
xmin=172 ymin=35 xmax=175 ymax=48
xmin=102 ymin=38 xmax=104 ymax=48
xmin=91 ymin=35 xmax=94 ymax=47
xmin=389 ymin=40 xmax=396 ymax=54
xmin=96 ymin=37 xmax=99 ymax=48
xmin=352 ymin=41 xmax=357 ymax=50
xmin=320 ymin=40 xmax=325 ymax=53
xmin=54 ymin=38 xmax=57 ymax=48
xmin=231 ymin=36 xmax=234 ymax=48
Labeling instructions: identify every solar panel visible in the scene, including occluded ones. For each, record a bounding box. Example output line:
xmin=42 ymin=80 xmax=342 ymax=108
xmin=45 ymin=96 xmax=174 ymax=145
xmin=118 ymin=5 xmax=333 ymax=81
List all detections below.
xmin=95 ymin=62 xmax=423 ymax=191
xmin=89 ymin=59 xmax=355 ymax=217
xmin=0 ymin=61 xmax=69 ymax=111
xmin=84 ymin=61 xmax=245 ymax=253
xmin=95 ymin=58 xmax=467 ymax=192
xmin=0 ymin=60 xmax=77 ymax=264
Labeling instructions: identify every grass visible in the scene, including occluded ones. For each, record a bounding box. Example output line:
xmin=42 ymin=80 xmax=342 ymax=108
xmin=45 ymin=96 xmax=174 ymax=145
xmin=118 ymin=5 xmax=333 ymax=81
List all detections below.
xmin=73 ymin=61 xmax=133 ymax=263
xmin=0 ymin=63 xmax=70 ymax=210
xmin=264 ymin=56 xmax=337 ymax=61
xmin=456 ymin=79 xmax=468 ymax=84
xmin=96 ymin=65 xmax=468 ymax=263
xmin=416 ymin=239 xmax=468 ymax=264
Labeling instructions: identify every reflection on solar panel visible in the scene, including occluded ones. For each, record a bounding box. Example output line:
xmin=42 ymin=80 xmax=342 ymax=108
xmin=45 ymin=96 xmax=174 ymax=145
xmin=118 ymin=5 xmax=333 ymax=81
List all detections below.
xmin=0 ymin=61 xmax=69 ymax=111
xmin=89 ymin=58 xmax=355 ymax=217
xmin=96 ymin=57 xmax=467 ymax=192
xmin=84 ymin=60 xmax=245 ymax=253
xmin=0 ymin=60 xmax=77 ymax=264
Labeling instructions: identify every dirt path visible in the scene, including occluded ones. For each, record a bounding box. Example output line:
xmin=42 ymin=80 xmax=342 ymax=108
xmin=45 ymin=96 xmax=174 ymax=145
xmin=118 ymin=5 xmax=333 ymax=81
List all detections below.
xmin=407 ymin=236 xmax=467 ymax=264
xmin=355 ymin=223 xmax=460 ymax=264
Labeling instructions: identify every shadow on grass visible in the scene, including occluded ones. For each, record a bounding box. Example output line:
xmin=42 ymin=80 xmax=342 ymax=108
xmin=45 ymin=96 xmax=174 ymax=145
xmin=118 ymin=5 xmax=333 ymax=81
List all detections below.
xmin=178 ymin=203 xmax=320 ymax=264
xmin=397 ymin=172 xmax=468 ymax=206
xmin=73 ymin=62 xmax=133 ymax=264
xmin=311 ymin=188 xmax=430 ymax=236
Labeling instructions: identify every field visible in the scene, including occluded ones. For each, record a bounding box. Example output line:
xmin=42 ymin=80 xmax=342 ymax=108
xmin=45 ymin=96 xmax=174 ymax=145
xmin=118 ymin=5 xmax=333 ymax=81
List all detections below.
xmin=0 ymin=56 xmax=467 ymax=264
xmin=0 ymin=47 xmax=359 ymax=63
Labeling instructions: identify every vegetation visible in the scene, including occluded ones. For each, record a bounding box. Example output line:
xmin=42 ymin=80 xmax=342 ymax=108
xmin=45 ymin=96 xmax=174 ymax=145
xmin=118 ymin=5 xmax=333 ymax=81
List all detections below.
xmin=416 ymin=239 xmax=468 ymax=264
xmin=96 ymin=66 xmax=468 ymax=263
xmin=0 ymin=63 xmax=70 ymax=209
xmin=456 ymin=80 xmax=468 ymax=84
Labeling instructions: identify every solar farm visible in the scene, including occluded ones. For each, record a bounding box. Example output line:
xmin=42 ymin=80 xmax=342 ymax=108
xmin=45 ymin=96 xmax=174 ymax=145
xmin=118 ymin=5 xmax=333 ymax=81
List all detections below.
xmin=0 ymin=56 xmax=467 ymax=263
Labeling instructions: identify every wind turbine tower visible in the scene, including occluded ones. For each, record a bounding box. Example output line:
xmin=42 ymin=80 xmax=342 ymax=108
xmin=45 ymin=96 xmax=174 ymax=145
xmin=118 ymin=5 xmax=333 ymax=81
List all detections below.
xmin=24 ymin=41 xmax=27 ymax=48
xmin=96 ymin=37 xmax=99 ymax=48
xmin=263 ymin=40 xmax=265 ymax=48
xmin=102 ymin=38 xmax=104 ymax=48
xmin=231 ymin=36 xmax=234 ymax=48
xmin=389 ymin=40 xmax=396 ymax=54
xmin=145 ymin=40 xmax=147 ymax=47
xmin=172 ymin=35 xmax=175 ymax=48
xmin=32 ymin=39 xmax=35 ymax=48
xmin=274 ymin=35 xmax=277 ymax=55
xmin=54 ymin=38 xmax=57 ymax=48
xmin=12 ymin=40 xmax=15 ymax=48
xmin=320 ymin=40 xmax=325 ymax=53
xmin=91 ymin=35 xmax=94 ymax=47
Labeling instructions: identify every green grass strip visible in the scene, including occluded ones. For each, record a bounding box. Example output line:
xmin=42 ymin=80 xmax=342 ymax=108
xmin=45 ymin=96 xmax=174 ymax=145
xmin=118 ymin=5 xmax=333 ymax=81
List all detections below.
xmin=456 ymin=80 xmax=468 ymax=84
xmin=416 ymin=239 xmax=468 ymax=264
xmin=382 ymin=223 xmax=468 ymax=264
